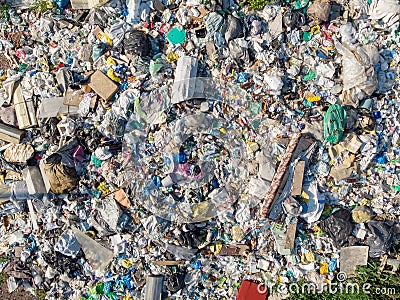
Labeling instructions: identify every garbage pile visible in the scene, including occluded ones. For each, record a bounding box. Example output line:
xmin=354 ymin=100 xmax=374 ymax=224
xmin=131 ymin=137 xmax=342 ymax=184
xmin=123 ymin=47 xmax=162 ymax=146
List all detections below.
xmin=0 ymin=0 xmax=400 ymax=299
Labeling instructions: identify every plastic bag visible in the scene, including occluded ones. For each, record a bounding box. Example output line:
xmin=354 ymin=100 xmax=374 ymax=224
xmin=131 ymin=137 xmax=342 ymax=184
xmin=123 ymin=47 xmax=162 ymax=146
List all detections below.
xmin=71 ymin=227 xmax=113 ymax=276
xmin=365 ymin=221 xmax=393 ymax=258
xmin=323 ymin=104 xmax=346 ymax=144
xmin=307 ymin=0 xmax=331 ymax=25
xmin=320 ymin=209 xmax=356 ymax=248
xmin=368 ymin=0 xmax=400 ymax=27
xmin=44 ymin=153 xmax=79 ymax=194
xmin=335 ymin=38 xmax=379 ymax=106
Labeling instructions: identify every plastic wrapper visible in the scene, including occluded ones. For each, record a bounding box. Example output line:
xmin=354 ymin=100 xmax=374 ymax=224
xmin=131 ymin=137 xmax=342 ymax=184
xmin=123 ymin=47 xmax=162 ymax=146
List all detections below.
xmin=335 ymin=37 xmax=379 ymax=107
xmin=71 ymin=227 xmax=113 ymax=276
xmin=306 ymin=0 xmax=331 ymax=25
xmin=368 ymin=0 xmax=400 ymax=27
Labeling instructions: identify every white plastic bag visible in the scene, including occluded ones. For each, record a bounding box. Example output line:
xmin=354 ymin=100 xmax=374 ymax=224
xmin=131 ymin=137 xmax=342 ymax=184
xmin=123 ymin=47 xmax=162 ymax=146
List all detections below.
xmin=335 ymin=36 xmax=379 ymax=106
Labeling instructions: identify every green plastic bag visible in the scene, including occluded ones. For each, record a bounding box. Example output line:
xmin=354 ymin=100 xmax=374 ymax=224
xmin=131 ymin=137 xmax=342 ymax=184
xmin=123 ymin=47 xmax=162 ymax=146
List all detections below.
xmin=323 ymin=104 xmax=347 ymax=144
xmin=303 ymin=69 xmax=316 ymax=81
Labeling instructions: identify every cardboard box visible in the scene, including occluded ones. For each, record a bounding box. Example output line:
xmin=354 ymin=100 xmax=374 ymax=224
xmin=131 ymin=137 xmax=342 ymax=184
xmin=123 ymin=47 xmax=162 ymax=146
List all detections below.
xmin=0 ymin=123 xmax=24 ymax=144
xmin=340 ymin=246 xmax=369 ymax=277
xmin=13 ymin=84 xmax=38 ymax=129
xmin=88 ymin=70 xmax=118 ymax=101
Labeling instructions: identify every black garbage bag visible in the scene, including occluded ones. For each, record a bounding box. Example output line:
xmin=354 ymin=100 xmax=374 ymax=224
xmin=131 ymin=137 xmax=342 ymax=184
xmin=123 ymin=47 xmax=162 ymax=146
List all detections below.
xmin=40 ymin=118 xmax=60 ymax=145
xmin=165 ymin=272 xmax=186 ymax=293
xmin=42 ymin=251 xmax=83 ymax=278
xmin=123 ymin=30 xmax=150 ymax=57
xmin=222 ymin=15 xmax=243 ymax=42
xmin=365 ymin=221 xmax=393 ymax=258
xmin=320 ymin=209 xmax=355 ymax=248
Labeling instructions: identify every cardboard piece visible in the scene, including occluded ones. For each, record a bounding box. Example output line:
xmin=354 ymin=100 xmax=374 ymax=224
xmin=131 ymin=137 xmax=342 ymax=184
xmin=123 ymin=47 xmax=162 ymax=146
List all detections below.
xmin=340 ymin=246 xmax=369 ymax=276
xmin=284 ymin=220 xmax=298 ymax=250
xmin=13 ymin=84 xmax=38 ymax=129
xmin=328 ymin=143 xmax=345 ymax=160
xmin=343 ymin=134 xmax=363 ymax=153
xmin=88 ymin=70 xmax=118 ymax=101
xmin=113 ymin=189 xmax=132 ymax=208
xmin=0 ymin=123 xmax=24 ymax=144
xmin=218 ymin=244 xmax=249 ymax=256
xmin=328 ymin=134 xmax=362 ymax=160
xmin=70 ymin=0 xmax=110 ymax=9
xmin=152 ymin=260 xmax=185 ymax=266
xmin=292 ymin=161 xmax=305 ymax=196
xmin=330 ymin=154 xmax=356 ymax=181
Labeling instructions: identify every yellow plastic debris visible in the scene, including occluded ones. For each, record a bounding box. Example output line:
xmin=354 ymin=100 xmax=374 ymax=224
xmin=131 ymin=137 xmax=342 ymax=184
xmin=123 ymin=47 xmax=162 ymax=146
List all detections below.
xmin=310 ymin=25 xmax=320 ymax=34
xmin=121 ymin=259 xmax=133 ymax=268
xmin=107 ymin=69 xmax=121 ymax=83
xmin=166 ymin=51 xmax=179 ymax=64
xmin=307 ymin=95 xmax=321 ymax=102
xmin=320 ymin=262 xmax=329 ymax=274
xmin=106 ymin=56 xmax=117 ymax=66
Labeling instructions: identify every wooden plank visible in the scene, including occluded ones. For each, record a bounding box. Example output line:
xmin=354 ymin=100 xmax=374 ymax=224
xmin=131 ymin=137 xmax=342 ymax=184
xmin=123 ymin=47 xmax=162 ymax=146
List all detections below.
xmin=262 ymin=133 xmax=301 ymax=216
xmin=284 ymin=221 xmax=297 ymax=250
xmin=291 ymin=161 xmax=305 ymax=196
xmin=153 ymin=260 xmax=185 ymax=266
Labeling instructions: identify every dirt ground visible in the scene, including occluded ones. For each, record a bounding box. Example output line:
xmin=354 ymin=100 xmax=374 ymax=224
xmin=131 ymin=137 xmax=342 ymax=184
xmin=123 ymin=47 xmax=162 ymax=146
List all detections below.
xmin=0 ymin=282 xmax=37 ymax=300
